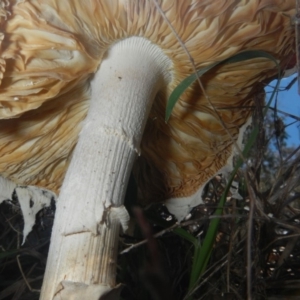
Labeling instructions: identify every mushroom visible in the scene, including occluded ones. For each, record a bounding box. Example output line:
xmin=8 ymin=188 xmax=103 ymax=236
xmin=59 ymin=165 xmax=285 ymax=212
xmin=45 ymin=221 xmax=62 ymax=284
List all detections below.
xmin=0 ymin=0 xmax=295 ymax=299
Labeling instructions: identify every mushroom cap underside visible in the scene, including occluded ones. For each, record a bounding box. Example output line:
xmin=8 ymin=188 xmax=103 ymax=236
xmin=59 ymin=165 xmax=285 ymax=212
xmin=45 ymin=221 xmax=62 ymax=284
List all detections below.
xmin=0 ymin=0 xmax=295 ymax=203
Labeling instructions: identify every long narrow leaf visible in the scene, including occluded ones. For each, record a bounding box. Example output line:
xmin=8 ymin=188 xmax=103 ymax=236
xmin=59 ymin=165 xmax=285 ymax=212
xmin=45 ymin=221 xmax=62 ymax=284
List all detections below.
xmin=187 ymin=86 xmax=281 ymax=297
xmin=166 ymin=51 xmax=281 ymax=298
xmin=165 ymin=50 xmax=280 ymax=122
xmin=187 ymin=86 xmax=281 ymax=298
xmin=173 ymin=227 xmax=199 ymax=247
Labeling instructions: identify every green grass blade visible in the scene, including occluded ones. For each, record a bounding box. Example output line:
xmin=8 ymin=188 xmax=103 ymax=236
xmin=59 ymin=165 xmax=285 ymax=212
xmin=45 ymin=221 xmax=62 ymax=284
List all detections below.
xmin=173 ymin=227 xmax=199 ymax=246
xmin=188 ymin=189 xmax=229 ymax=292
xmin=165 ymin=50 xmax=280 ymax=122
xmin=165 ymin=61 xmax=220 ymax=122
xmin=187 ymin=93 xmax=281 ymax=297
xmin=0 ymin=249 xmax=19 ymax=260
xmin=165 ymin=51 xmax=281 ymax=297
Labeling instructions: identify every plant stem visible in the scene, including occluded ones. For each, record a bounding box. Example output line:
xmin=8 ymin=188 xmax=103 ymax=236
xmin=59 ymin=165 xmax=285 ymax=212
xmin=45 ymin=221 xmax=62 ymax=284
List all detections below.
xmin=40 ymin=37 xmax=171 ymax=299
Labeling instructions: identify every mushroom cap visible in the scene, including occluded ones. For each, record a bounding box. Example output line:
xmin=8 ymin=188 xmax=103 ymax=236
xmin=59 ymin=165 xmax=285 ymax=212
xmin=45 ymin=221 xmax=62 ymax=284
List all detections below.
xmin=0 ymin=1 xmax=295 ymax=202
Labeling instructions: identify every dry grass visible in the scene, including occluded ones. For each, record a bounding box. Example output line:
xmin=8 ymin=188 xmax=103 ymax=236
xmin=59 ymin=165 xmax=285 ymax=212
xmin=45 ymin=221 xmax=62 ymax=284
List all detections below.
xmin=118 ymin=97 xmax=300 ymax=300
xmin=0 ymin=90 xmax=300 ymax=300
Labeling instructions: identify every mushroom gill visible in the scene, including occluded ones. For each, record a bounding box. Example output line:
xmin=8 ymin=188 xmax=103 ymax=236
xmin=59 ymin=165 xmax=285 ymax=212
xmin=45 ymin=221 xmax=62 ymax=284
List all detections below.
xmin=0 ymin=0 xmax=295 ymax=207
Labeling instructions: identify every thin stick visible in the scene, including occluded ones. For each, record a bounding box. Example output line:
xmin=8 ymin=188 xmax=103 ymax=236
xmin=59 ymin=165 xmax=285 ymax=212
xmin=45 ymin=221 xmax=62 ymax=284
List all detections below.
xmin=121 ymin=222 xmax=179 ymax=254
xmin=16 ymin=255 xmax=40 ymax=292
xmin=121 ymin=213 xmax=242 ymax=254
xmin=186 ymin=245 xmax=245 ymax=299
xmin=244 ymin=172 xmax=256 ymax=300
xmin=262 ymin=233 xmax=300 ymax=252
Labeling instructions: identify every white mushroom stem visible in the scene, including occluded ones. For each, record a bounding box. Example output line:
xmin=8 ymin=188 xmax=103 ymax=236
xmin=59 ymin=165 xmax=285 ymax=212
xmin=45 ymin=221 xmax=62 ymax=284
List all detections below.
xmin=41 ymin=37 xmax=171 ymax=299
